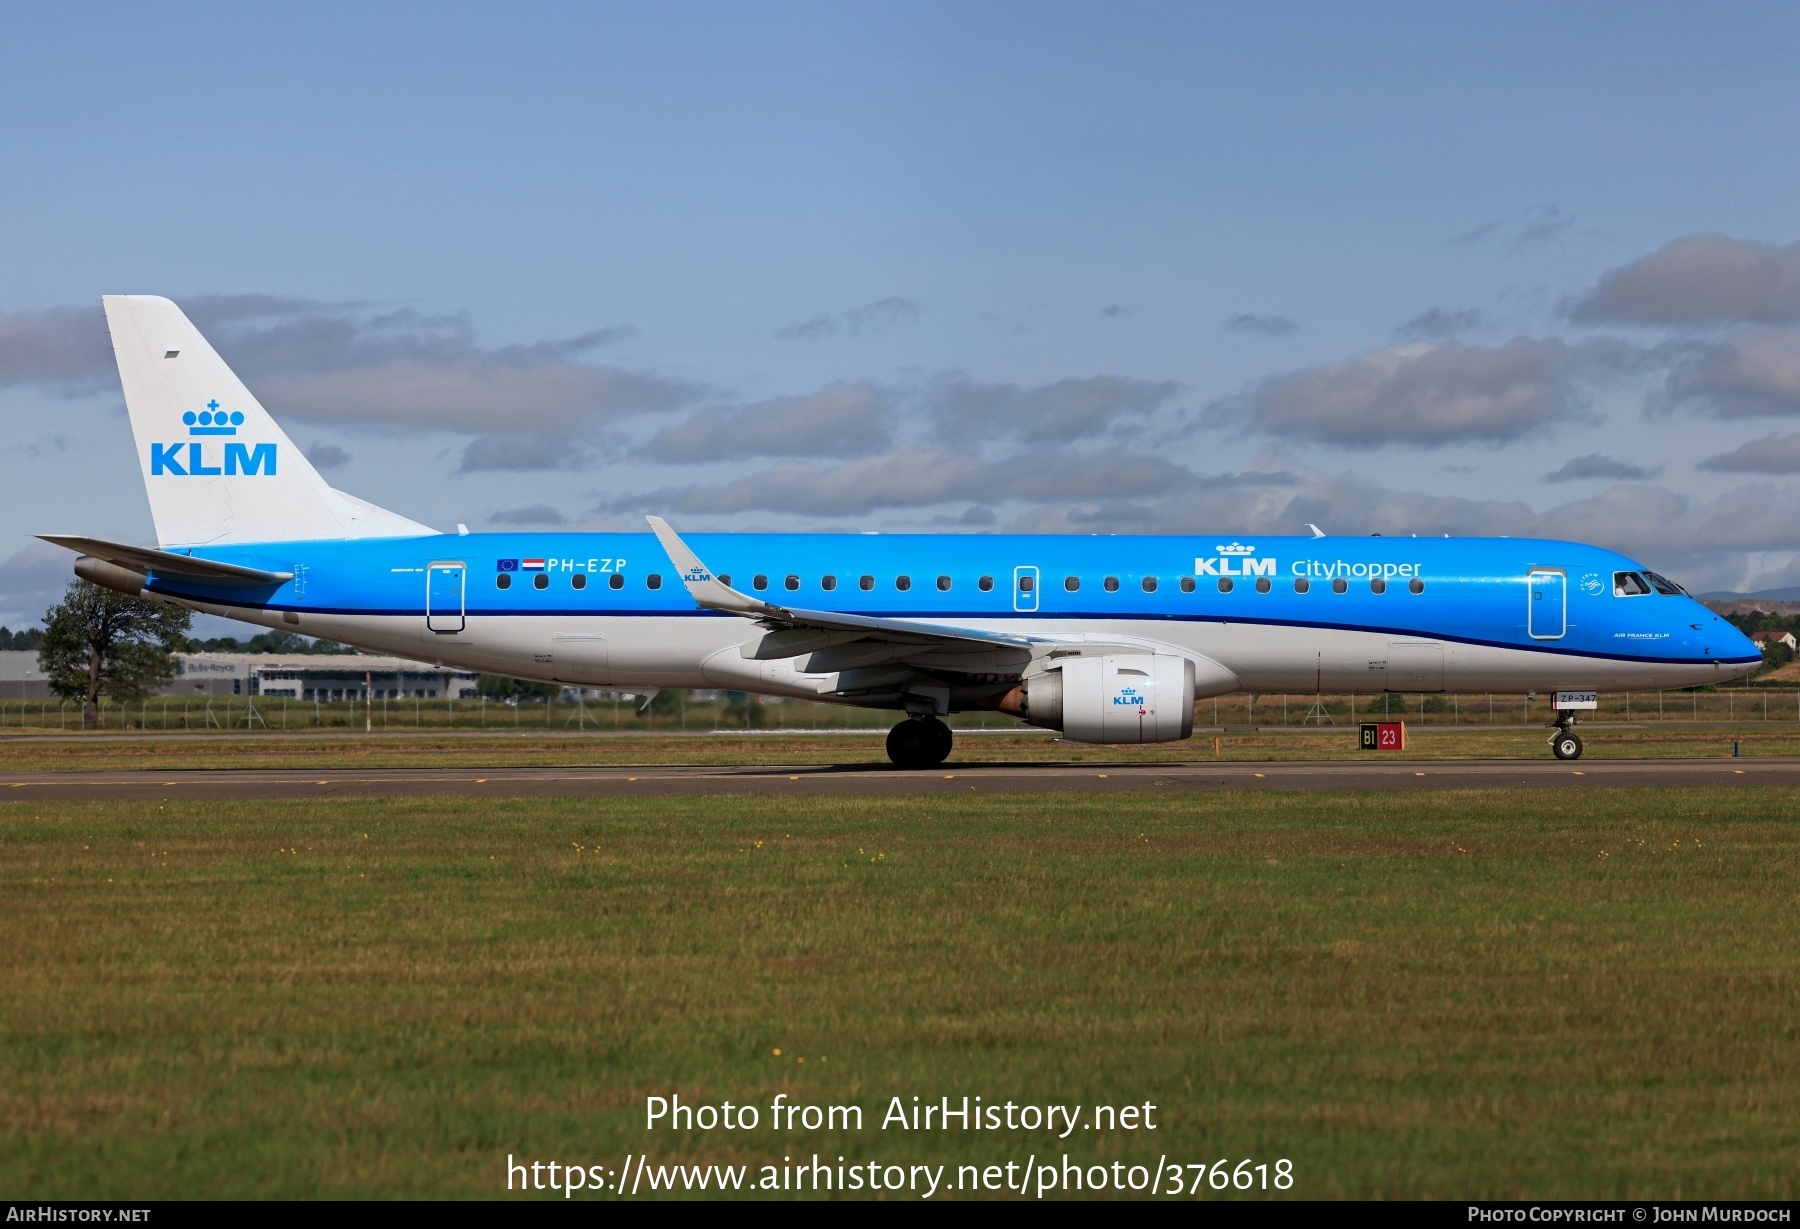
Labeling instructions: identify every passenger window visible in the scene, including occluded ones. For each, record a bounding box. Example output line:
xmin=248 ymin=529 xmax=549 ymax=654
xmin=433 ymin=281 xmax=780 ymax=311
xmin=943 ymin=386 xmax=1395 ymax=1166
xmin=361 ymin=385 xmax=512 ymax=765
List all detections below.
xmin=936 ymin=575 xmax=951 ymax=591
xmin=896 ymin=575 xmax=911 ymax=591
xmin=1643 ymin=571 xmax=1685 ymax=596
xmin=978 ymin=575 xmax=994 ymax=592
xmin=571 ymin=573 xmax=587 ymax=590
xmin=717 ymin=574 xmax=730 ymax=588
xmin=1371 ymin=577 xmax=1386 ymax=594
xmin=1064 ymin=576 xmax=1080 ymax=592
xmin=1141 ymin=576 xmax=1157 ymax=593
xmin=1408 ymin=578 xmax=1424 ymax=595
xmin=533 ymin=574 xmax=549 ymax=590
xmin=1217 ymin=577 xmax=1233 ymax=594
xmin=821 ymin=575 xmax=837 ymax=591
xmin=646 ymin=573 xmax=662 ymax=590
xmin=1331 ymin=577 xmax=1347 ymax=594
xmin=495 ymin=573 xmax=512 ymax=590
xmin=752 ymin=574 xmax=768 ymax=591
xmin=1179 ymin=576 xmax=1195 ymax=593
xmin=1613 ymin=571 xmax=1652 ymax=597
xmin=1254 ymin=576 xmax=1270 ymax=593
xmin=1294 ymin=577 xmax=1310 ymax=594
xmin=609 ymin=573 xmax=624 ymax=590
xmin=1104 ymin=576 xmax=1120 ymax=592
xmin=784 ymin=575 xmax=800 ymax=591
xmin=1018 ymin=574 xmax=1034 ymax=592
xmin=859 ymin=575 xmax=874 ymax=591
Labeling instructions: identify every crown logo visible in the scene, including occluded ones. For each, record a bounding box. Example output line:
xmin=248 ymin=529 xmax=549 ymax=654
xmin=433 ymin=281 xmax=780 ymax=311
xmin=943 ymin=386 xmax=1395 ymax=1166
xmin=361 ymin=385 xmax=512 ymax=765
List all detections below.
xmin=1216 ymin=542 xmax=1256 ymax=555
xmin=183 ymin=400 xmax=242 ymax=437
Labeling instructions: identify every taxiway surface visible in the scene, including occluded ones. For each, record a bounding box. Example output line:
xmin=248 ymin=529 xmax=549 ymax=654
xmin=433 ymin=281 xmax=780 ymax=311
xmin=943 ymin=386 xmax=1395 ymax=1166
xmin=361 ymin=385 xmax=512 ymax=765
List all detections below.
xmin=1 ymin=757 xmax=1795 ymax=801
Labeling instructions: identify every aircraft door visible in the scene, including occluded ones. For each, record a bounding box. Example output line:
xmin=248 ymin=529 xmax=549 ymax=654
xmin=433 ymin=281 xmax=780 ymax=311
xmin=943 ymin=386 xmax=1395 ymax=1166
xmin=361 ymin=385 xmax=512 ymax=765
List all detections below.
xmin=427 ymin=562 xmax=466 ymax=634
xmin=1528 ymin=569 xmax=1565 ymax=640
xmin=1014 ymin=565 xmax=1039 ymax=613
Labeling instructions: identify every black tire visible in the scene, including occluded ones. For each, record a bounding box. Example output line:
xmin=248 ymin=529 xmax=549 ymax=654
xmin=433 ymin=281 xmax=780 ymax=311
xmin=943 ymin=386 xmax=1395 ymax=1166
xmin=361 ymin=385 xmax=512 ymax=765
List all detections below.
xmin=886 ymin=718 xmax=951 ymax=769
xmin=1552 ymin=732 xmax=1583 ymax=761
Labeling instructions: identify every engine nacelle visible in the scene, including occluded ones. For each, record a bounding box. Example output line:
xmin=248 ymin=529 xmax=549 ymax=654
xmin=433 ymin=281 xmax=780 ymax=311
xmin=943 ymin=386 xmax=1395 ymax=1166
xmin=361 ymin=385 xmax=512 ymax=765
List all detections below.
xmin=1001 ymin=653 xmax=1196 ymax=743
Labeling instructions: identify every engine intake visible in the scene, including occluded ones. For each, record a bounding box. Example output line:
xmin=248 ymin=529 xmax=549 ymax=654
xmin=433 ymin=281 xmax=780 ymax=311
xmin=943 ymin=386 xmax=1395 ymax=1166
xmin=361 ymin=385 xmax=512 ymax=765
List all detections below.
xmin=998 ymin=653 xmax=1196 ymax=743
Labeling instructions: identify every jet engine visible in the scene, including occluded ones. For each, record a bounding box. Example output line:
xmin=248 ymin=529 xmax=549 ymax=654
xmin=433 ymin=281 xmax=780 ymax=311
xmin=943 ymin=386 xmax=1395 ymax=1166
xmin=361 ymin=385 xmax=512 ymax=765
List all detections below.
xmin=997 ymin=654 xmax=1196 ymax=743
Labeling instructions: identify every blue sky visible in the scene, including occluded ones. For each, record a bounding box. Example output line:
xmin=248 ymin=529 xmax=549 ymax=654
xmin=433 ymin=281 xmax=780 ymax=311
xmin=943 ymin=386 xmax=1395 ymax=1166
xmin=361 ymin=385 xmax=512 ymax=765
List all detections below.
xmin=6 ymin=2 xmax=1800 ymax=628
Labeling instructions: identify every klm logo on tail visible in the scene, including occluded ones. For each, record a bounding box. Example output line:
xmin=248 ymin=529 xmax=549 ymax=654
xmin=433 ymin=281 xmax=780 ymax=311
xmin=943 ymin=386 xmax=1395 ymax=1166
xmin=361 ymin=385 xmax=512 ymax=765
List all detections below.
xmin=149 ymin=400 xmax=276 ymax=477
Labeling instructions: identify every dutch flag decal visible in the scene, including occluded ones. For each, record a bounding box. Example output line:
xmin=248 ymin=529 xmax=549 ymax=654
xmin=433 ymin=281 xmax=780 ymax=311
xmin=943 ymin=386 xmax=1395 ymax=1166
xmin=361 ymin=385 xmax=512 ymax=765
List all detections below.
xmin=521 ymin=558 xmax=546 ymax=572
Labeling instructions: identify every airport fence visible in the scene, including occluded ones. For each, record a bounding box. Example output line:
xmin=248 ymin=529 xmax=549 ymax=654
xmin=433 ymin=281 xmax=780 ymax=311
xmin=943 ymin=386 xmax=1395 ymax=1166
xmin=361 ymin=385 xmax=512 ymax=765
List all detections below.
xmin=2 ymin=687 xmax=1800 ymax=732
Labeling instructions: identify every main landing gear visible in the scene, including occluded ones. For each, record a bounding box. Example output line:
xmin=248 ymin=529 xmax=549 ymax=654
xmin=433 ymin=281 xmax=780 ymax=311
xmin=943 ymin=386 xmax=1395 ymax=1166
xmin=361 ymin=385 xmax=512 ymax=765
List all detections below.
xmin=1549 ymin=712 xmax=1583 ymax=761
xmin=887 ymin=716 xmax=953 ymax=769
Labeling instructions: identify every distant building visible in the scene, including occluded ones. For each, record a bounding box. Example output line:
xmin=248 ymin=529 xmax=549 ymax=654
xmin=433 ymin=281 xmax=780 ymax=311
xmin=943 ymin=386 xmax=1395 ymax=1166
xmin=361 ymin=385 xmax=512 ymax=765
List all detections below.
xmin=1750 ymin=631 xmax=1798 ymax=652
xmin=0 ymin=650 xmax=478 ymax=701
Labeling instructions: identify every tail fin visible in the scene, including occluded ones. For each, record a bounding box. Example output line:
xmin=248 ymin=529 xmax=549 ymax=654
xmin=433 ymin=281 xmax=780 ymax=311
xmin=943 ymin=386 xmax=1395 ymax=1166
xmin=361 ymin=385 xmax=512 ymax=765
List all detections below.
xmin=102 ymin=295 xmax=436 ymax=547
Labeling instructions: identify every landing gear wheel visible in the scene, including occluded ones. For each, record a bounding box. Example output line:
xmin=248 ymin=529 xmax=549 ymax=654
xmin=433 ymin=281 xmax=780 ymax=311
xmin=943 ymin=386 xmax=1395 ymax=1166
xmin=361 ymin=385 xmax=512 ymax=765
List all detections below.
xmin=1552 ymin=732 xmax=1583 ymax=761
xmin=887 ymin=717 xmax=952 ymax=769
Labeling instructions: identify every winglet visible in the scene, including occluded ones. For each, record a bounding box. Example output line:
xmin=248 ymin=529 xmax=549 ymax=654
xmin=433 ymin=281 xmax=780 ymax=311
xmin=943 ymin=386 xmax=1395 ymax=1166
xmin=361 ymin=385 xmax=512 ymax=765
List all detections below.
xmin=645 ymin=516 xmax=784 ymax=618
xmin=1307 ymin=523 xmax=1326 ymax=539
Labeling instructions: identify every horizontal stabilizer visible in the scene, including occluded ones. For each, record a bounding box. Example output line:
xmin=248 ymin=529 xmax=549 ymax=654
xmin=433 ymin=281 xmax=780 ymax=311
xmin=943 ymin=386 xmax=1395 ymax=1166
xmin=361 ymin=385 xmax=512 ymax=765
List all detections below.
xmin=39 ymin=535 xmax=293 ymax=587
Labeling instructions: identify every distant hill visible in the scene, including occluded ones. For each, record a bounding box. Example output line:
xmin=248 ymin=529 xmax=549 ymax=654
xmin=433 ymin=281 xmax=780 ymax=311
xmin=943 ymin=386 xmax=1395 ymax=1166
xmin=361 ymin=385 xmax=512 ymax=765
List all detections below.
xmin=1698 ymin=587 xmax=1800 ymax=603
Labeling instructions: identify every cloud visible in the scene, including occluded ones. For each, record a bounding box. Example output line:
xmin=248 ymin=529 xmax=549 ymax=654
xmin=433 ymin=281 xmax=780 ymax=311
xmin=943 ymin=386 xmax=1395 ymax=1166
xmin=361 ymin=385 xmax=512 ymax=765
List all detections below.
xmin=307 ymin=442 xmax=352 ymax=471
xmin=930 ymin=506 xmax=998 ymax=527
xmin=0 ymin=294 xmax=695 ymax=453
xmin=1453 ymin=204 xmax=1573 ymax=254
xmin=610 ymin=446 xmax=1198 ymax=518
xmin=489 ymin=504 xmax=569 ymax=526
xmin=775 ymin=296 xmax=919 ymax=341
xmin=0 ymin=541 xmax=75 ymax=629
xmin=0 ymin=304 xmax=115 ymax=393
xmin=1223 ymin=313 xmax=1299 ymax=336
xmin=459 ymin=435 xmax=585 ymax=472
xmin=640 ymin=383 xmax=891 ymax=462
xmin=1697 ymin=432 xmax=1800 ymax=473
xmin=1660 ymin=327 xmax=1800 ymax=417
xmin=1569 ymin=234 xmax=1800 ymax=326
xmin=1398 ymin=307 xmax=1484 ymax=340
xmin=1101 ymin=304 xmax=1130 ymax=319
xmin=928 ymin=374 xmax=1180 ymax=444
xmin=1544 ymin=453 xmax=1660 ymax=482
xmin=1208 ymin=338 xmax=1629 ymax=448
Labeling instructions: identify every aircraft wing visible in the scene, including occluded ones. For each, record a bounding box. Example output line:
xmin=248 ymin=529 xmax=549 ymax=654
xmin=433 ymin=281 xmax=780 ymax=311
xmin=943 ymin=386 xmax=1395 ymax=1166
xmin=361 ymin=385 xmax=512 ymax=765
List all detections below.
xmin=39 ymin=534 xmax=294 ymax=587
xmin=646 ymin=516 xmax=1039 ymax=653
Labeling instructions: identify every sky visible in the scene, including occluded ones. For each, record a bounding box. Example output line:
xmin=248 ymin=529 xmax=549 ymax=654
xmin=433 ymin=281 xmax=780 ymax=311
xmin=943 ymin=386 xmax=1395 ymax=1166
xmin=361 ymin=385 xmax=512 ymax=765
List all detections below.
xmin=5 ymin=1 xmax=1800 ymax=631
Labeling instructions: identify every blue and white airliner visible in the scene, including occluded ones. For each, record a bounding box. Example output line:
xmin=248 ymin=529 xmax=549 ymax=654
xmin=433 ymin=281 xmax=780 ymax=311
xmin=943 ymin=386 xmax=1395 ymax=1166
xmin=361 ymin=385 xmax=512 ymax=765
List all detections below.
xmin=41 ymin=296 xmax=1761 ymax=766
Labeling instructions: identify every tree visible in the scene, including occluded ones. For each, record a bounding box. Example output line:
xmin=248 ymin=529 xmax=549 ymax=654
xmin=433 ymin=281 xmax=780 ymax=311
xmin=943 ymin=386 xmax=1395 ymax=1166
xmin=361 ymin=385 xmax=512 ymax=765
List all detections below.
xmin=39 ymin=580 xmax=193 ymax=727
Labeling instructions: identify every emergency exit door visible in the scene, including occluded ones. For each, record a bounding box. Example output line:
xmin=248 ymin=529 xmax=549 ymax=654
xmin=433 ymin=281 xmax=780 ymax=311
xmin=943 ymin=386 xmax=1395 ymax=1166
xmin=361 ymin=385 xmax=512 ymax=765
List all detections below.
xmin=427 ymin=562 xmax=465 ymax=633
xmin=1014 ymin=565 xmax=1039 ymax=612
xmin=1528 ymin=569 xmax=1565 ymax=640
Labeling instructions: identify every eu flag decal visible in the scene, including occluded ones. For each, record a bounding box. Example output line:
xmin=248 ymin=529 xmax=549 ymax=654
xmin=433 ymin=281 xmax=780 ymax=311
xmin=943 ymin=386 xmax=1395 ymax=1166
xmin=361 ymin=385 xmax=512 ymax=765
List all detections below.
xmin=497 ymin=559 xmax=519 ymax=572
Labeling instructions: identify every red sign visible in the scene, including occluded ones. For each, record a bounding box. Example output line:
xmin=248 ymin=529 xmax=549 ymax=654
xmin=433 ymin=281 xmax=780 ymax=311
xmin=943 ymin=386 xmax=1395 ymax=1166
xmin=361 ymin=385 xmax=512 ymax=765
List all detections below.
xmin=1360 ymin=721 xmax=1407 ymax=751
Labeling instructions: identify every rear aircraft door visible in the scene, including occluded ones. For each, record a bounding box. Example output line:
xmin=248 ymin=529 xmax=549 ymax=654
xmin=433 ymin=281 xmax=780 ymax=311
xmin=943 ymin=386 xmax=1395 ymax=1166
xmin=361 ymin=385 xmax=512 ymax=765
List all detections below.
xmin=1013 ymin=564 xmax=1039 ymax=613
xmin=426 ymin=562 xmax=465 ymax=634
xmin=1528 ymin=569 xmax=1566 ymax=640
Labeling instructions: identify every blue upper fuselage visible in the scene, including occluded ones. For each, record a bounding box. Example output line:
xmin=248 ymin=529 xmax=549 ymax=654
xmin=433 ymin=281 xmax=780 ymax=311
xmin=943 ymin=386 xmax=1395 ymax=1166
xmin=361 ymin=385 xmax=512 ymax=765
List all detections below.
xmin=148 ymin=531 xmax=1760 ymax=667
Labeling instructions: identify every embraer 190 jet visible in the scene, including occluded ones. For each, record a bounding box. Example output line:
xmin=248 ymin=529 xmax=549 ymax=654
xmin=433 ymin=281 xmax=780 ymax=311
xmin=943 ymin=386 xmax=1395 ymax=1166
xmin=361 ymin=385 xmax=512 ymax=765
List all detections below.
xmin=41 ymin=297 xmax=1760 ymax=766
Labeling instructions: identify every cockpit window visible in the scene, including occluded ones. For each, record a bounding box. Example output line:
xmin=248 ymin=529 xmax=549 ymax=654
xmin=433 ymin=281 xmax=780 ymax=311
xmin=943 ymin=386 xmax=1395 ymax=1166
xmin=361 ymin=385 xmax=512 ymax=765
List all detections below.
xmin=1643 ymin=571 xmax=1686 ymax=596
xmin=1613 ymin=571 xmax=1653 ymax=597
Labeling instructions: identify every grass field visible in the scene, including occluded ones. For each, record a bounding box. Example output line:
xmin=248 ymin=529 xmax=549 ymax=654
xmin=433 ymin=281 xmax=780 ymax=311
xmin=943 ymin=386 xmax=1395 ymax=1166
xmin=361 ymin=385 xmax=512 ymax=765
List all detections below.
xmin=4 ymin=787 xmax=1798 ymax=1199
xmin=1 ymin=723 xmax=1797 ymax=773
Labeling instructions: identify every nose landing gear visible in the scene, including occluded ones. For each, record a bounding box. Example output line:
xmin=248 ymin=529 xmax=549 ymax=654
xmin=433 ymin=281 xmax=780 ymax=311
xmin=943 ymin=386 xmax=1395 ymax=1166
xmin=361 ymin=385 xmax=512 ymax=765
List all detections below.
xmin=887 ymin=716 xmax=953 ymax=769
xmin=1549 ymin=712 xmax=1583 ymax=761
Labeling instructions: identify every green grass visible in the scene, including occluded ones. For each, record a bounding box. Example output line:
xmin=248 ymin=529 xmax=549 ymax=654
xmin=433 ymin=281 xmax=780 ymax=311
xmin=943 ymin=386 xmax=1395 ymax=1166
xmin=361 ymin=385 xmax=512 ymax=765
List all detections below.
xmin=3 ymin=788 xmax=1798 ymax=1199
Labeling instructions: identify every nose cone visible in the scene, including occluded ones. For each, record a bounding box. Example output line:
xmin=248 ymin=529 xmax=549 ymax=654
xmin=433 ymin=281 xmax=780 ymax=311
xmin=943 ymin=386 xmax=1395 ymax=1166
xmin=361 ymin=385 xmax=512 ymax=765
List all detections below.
xmin=1705 ymin=606 xmax=1762 ymax=680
